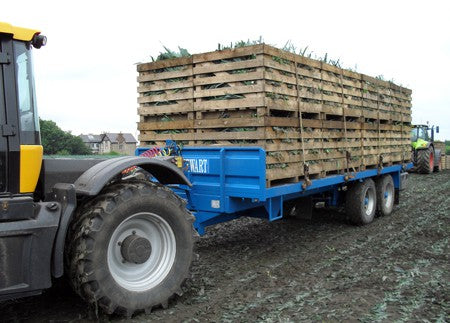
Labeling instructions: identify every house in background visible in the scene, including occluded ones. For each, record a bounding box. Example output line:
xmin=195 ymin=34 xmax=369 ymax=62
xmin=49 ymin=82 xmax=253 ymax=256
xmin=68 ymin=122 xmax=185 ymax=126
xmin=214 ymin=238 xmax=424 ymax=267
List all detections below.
xmin=79 ymin=134 xmax=102 ymax=154
xmin=80 ymin=132 xmax=138 ymax=155
xmin=100 ymin=133 xmax=137 ymax=155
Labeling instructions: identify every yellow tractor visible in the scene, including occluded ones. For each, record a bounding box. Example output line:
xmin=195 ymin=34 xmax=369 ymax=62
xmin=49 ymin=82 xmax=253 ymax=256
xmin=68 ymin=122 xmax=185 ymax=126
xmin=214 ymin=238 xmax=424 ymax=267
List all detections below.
xmin=0 ymin=22 xmax=195 ymax=316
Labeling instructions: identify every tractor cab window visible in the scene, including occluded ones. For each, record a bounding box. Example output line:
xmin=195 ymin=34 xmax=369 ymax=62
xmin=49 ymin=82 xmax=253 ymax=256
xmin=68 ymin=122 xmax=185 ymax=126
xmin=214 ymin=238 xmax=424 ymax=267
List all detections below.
xmin=14 ymin=41 xmax=40 ymax=145
xmin=418 ymin=128 xmax=425 ymax=140
xmin=410 ymin=129 xmax=418 ymax=142
xmin=420 ymin=128 xmax=430 ymax=141
xmin=413 ymin=127 xmax=429 ymax=141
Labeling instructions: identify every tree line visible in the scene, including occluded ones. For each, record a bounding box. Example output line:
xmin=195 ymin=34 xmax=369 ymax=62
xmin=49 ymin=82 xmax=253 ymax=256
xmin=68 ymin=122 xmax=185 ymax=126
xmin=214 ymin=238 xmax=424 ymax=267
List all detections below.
xmin=40 ymin=119 xmax=91 ymax=155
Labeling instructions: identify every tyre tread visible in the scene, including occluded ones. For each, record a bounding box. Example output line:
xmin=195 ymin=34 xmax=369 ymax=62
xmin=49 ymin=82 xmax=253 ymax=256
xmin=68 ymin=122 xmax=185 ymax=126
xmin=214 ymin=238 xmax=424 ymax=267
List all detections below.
xmin=416 ymin=147 xmax=433 ymax=174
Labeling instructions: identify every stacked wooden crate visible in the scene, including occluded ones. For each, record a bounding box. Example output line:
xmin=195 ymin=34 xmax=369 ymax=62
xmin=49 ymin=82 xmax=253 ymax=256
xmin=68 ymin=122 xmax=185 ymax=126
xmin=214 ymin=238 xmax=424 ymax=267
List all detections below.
xmin=435 ymin=141 xmax=448 ymax=170
xmin=137 ymin=44 xmax=412 ymax=187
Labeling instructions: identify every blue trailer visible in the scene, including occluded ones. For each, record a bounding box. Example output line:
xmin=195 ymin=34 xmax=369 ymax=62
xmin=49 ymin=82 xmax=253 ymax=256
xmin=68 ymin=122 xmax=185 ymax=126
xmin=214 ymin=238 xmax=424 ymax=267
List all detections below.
xmin=137 ymin=145 xmax=412 ymax=235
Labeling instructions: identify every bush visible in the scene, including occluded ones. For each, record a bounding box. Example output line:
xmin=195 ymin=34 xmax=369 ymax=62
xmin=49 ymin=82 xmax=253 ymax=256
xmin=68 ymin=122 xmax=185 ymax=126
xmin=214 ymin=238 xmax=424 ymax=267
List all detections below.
xmin=40 ymin=119 xmax=92 ymax=155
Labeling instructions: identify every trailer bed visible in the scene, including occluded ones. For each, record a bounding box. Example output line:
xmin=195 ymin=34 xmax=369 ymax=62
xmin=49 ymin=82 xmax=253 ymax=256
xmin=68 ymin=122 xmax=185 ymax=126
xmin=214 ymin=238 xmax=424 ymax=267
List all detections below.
xmin=160 ymin=146 xmax=412 ymax=234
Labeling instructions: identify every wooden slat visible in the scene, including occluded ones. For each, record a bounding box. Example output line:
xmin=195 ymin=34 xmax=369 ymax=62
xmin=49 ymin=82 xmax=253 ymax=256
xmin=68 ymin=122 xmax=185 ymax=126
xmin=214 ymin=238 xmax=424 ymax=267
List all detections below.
xmin=138 ymin=120 xmax=194 ymax=131
xmin=194 ymin=96 xmax=265 ymax=111
xmin=138 ymin=68 xmax=193 ymax=82
xmin=195 ymin=117 xmax=265 ymax=128
xmin=193 ymin=70 xmax=264 ymax=86
xmin=137 ymin=56 xmax=193 ymax=72
xmin=138 ymin=80 xmax=192 ymax=92
xmin=138 ymin=101 xmax=193 ymax=115
xmin=193 ymin=44 xmax=264 ymax=63
xmin=138 ymin=89 xmax=193 ymax=104
xmin=193 ymin=56 xmax=263 ymax=75
xmin=194 ymin=84 xmax=263 ymax=99
xmin=264 ymin=58 xmax=296 ymax=74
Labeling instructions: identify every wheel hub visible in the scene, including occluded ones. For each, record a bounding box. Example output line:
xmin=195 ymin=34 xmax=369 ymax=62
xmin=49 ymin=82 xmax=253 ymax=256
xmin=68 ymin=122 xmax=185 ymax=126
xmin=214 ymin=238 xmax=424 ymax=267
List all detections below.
xmin=108 ymin=212 xmax=177 ymax=291
xmin=120 ymin=234 xmax=152 ymax=264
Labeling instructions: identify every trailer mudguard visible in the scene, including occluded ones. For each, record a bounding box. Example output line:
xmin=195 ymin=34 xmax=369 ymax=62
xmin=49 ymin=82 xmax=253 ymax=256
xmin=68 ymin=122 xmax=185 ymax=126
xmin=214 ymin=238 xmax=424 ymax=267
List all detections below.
xmin=74 ymin=156 xmax=191 ymax=196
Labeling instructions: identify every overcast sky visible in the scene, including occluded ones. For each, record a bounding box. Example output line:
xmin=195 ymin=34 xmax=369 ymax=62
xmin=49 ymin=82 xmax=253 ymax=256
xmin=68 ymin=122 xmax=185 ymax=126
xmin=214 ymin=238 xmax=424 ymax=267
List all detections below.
xmin=3 ymin=0 xmax=450 ymax=140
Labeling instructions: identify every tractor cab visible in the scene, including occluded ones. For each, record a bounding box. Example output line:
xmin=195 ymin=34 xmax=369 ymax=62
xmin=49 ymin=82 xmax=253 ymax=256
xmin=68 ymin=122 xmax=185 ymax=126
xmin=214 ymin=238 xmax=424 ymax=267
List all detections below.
xmin=411 ymin=125 xmax=430 ymax=143
xmin=411 ymin=124 xmax=439 ymax=149
xmin=0 ymin=22 xmax=46 ymax=195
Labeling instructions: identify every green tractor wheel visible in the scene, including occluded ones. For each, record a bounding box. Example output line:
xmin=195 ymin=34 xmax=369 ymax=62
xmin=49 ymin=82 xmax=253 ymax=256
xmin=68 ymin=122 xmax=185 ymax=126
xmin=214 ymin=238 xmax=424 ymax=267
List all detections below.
xmin=416 ymin=146 xmax=434 ymax=174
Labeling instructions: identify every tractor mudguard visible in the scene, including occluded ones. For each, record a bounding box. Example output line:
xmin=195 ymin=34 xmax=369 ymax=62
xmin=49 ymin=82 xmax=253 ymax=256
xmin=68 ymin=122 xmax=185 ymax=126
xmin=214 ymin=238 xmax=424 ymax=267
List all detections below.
xmin=51 ymin=183 xmax=77 ymax=278
xmin=74 ymin=156 xmax=191 ymax=196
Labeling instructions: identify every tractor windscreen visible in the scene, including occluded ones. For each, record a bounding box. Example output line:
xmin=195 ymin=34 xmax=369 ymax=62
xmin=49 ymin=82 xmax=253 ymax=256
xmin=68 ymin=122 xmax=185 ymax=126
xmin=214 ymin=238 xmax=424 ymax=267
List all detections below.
xmin=13 ymin=40 xmax=40 ymax=145
xmin=412 ymin=127 xmax=429 ymax=142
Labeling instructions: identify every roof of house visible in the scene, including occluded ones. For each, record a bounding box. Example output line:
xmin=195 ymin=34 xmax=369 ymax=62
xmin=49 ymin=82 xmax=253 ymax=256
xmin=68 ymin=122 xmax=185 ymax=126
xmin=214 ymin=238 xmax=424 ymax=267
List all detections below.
xmin=102 ymin=133 xmax=137 ymax=144
xmin=79 ymin=134 xmax=102 ymax=143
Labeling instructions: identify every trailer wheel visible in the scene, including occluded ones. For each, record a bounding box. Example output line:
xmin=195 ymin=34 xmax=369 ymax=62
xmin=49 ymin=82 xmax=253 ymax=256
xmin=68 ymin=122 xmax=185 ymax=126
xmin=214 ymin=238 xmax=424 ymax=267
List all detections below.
xmin=416 ymin=146 xmax=434 ymax=174
xmin=375 ymin=175 xmax=395 ymax=217
xmin=346 ymin=178 xmax=377 ymax=225
xmin=66 ymin=181 xmax=195 ymax=316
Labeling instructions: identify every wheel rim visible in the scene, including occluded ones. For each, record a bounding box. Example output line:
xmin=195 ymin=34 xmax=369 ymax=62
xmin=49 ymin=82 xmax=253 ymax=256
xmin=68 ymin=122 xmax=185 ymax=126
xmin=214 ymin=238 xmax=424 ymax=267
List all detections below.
xmin=107 ymin=212 xmax=176 ymax=292
xmin=429 ymin=152 xmax=434 ymax=169
xmin=363 ymin=186 xmax=375 ymax=216
xmin=383 ymin=181 xmax=394 ymax=209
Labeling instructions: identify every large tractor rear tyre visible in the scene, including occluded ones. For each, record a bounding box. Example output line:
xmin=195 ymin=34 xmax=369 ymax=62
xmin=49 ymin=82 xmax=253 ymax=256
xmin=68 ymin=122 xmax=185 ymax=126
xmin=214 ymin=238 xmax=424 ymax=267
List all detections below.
xmin=375 ymin=175 xmax=395 ymax=217
xmin=346 ymin=178 xmax=377 ymax=225
xmin=66 ymin=181 xmax=195 ymax=317
xmin=416 ymin=146 xmax=434 ymax=174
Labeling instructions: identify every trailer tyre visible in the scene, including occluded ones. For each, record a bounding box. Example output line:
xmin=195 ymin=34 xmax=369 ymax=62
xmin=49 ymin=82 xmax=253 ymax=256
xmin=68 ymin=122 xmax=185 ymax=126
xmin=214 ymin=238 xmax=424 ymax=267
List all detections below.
xmin=375 ymin=175 xmax=395 ymax=217
xmin=66 ymin=181 xmax=195 ymax=316
xmin=346 ymin=179 xmax=377 ymax=225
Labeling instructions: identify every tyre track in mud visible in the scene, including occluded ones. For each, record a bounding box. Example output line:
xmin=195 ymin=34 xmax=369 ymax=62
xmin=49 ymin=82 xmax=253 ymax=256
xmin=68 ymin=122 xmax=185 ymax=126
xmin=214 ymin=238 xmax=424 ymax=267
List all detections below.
xmin=142 ymin=171 xmax=449 ymax=322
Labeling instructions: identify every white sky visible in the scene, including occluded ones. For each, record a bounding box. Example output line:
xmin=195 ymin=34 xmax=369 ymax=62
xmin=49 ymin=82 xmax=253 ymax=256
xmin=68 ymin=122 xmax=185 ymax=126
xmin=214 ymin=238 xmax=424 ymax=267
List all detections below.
xmin=3 ymin=0 xmax=450 ymax=140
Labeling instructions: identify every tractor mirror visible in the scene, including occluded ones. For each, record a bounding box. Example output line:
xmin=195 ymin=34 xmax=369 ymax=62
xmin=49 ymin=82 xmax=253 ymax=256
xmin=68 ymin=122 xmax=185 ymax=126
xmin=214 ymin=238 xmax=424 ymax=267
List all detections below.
xmin=436 ymin=126 xmax=439 ymax=133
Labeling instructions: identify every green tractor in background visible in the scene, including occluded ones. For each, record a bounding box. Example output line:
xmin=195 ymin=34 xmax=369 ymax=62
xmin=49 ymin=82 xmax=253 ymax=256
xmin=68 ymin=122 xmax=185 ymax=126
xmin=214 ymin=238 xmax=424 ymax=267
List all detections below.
xmin=411 ymin=124 xmax=442 ymax=173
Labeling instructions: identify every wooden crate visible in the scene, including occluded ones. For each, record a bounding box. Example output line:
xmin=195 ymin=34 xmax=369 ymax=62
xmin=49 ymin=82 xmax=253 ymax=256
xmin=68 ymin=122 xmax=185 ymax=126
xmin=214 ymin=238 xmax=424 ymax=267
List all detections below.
xmin=137 ymin=45 xmax=412 ymax=186
xmin=443 ymin=155 xmax=450 ymax=170
xmin=137 ymin=56 xmax=195 ymax=145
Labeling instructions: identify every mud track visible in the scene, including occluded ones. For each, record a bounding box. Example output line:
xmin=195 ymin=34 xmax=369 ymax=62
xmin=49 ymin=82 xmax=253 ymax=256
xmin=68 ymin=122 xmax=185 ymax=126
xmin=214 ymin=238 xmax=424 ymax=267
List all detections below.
xmin=2 ymin=172 xmax=449 ymax=322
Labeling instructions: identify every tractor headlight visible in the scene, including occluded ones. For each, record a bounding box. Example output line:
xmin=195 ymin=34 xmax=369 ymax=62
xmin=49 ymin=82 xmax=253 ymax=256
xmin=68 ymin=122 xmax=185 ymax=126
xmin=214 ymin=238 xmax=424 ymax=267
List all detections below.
xmin=421 ymin=143 xmax=427 ymax=147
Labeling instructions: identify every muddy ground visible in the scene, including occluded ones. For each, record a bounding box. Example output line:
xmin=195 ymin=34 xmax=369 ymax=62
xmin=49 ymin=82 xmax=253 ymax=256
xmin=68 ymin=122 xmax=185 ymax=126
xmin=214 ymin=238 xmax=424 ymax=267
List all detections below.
xmin=2 ymin=172 xmax=449 ymax=322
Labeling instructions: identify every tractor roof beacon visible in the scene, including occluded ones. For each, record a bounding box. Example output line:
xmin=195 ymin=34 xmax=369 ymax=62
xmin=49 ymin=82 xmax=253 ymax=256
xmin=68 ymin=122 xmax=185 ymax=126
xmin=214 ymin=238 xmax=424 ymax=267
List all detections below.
xmin=0 ymin=22 xmax=195 ymax=316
